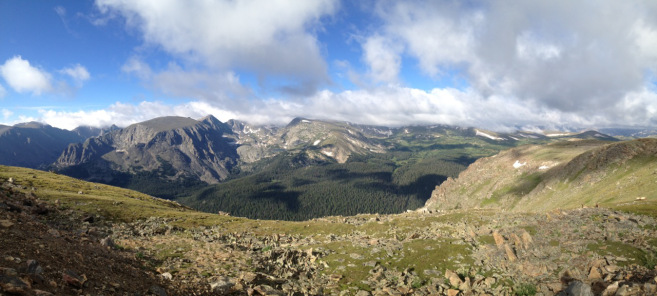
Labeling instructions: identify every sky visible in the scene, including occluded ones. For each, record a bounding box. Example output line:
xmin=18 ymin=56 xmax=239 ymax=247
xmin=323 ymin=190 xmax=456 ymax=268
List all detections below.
xmin=1 ymin=0 xmax=657 ymax=132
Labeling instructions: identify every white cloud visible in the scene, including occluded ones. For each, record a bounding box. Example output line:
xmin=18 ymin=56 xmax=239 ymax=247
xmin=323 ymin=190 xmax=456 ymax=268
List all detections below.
xmin=0 ymin=56 xmax=53 ymax=95
xmin=95 ymin=0 xmax=338 ymax=94
xmin=362 ymin=35 xmax=402 ymax=83
xmin=0 ymin=84 xmax=6 ymax=98
xmin=367 ymin=0 xmax=657 ymax=114
xmin=38 ymin=85 xmax=629 ymax=132
xmin=60 ymin=64 xmax=90 ymax=85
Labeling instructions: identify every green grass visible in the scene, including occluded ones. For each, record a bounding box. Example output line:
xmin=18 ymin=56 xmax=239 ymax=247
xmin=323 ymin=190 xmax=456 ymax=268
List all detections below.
xmin=586 ymin=241 xmax=645 ymax=266
xmin=514 ymin=282 xmax=537 ymax=296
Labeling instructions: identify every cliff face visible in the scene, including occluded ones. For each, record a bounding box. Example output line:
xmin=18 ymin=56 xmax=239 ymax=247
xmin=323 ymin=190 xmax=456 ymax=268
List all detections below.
xmin=55 ymin=116 xmax=238 ymax=184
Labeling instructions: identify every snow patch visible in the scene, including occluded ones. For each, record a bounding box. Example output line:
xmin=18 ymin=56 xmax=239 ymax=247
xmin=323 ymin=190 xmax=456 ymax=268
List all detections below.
xmin=313 ymin=140 xmax=321 ymax=146
xmin=243 ymin=127 xmax=260 ymax=134
xmin=476 ymin=129 xmax=503 ymax=140
xmin=116 ymin=149 xmax=127 ymax=153
xmin=546 ymin=133 xmax=569 ymax=137
xmin=539 ymin=165 xmax=550 ymax=170
xmin=301 ymin=120 xmax=311 ymax=123
xmin=510 ymin=136 xmax=519 ymax=140
xmin=321 ymin=150 xmax=334 ymax=157
xmin=513 ymin=160 xmax=526 ymax=169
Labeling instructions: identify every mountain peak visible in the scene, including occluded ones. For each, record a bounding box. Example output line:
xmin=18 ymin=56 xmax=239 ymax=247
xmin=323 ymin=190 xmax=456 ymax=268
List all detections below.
xmin=135 ymin=116 xmax=199 ymax=133
xmin=14 ymin=121 xmax=51 ymax=129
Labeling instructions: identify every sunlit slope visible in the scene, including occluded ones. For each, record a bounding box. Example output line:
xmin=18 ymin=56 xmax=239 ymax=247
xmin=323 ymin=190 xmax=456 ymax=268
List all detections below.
xmin=426 ymin=138 xmax=657 ymax=213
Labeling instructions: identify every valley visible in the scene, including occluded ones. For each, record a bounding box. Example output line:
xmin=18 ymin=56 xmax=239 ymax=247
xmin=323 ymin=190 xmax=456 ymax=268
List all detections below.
xmin=1 ymin=116 xmax=656 ymax=295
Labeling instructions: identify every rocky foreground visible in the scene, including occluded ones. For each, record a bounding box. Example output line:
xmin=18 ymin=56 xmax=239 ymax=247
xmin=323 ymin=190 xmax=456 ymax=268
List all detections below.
xmin=2 ymin=176 xmax=657 ymax=295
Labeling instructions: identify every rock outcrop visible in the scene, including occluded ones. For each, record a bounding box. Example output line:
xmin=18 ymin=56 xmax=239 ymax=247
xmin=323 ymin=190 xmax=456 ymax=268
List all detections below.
xmin=55 ymin=115 xmax=239 ymax=184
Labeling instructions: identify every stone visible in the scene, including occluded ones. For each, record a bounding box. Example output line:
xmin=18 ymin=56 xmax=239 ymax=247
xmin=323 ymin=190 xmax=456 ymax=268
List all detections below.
xmin=510 ymin=233 xmax=523 ymax=249
xmin=493 ymin=231 xmax=505 ymax=248
xmin=587 ymin=267 xmax=601 ymax=280
xmin=210 ymin=276 xmax=235 ymax=294
xmin=160 ymin=272 xmax=173 ymax=280
xmin=150 ymin=285 xmax=168 ymax=296
xmin=0 ymin=220 xmax=13 ymax=228
xmin=100 ymin=236 xmax=115 ymax=249
xmin=350 ymin=253 xmax=364 ymax=260
xmin=561 ymin=281 xmax=593 ymax=296
xmin=601 ymin=281 xmax=618 ymax=296
xmin=253 ymin=284 xmax=285 ymax=296
xmin=447 ymin=288 xmax=460 ymax=296
xmin=7 ymin=177 xmax=14 ymax=183
xmin=355 ymin=291 xmax=371 ymax=296
xmin=34 ymin=290 xmax=55 ymax=296
xmin=240 ymin=271 xmax=257 ymax=283
xmin=614 ymin=285 xmax=630 ymax=296
xmin=27 ymin=259 xmax=43 ymax=275
xmin=62 ymin=270 xmax=85 ymax=288
xmin=47 ymin=228 xmax=60 ymax=237
xmin=0 ymin=274 xmax=30 ymax=294
xmin=521 ymin=230 xmax=533 ymax=249
xmin=504 ymin=244 xmax=517 ymax=262
xmin=445 ymin=269 xmax=463 ymax=288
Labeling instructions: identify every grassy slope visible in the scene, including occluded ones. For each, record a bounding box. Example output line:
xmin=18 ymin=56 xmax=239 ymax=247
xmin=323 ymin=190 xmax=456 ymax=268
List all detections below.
xmin=427 ymin=138 xmax=657 ymax=215
xmin=3 ymin=163 xmax=656 ymax=294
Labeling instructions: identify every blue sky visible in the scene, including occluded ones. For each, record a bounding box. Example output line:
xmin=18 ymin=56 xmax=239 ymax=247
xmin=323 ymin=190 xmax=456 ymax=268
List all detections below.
xmin=1 ymin=0 xmax=657 ymax=131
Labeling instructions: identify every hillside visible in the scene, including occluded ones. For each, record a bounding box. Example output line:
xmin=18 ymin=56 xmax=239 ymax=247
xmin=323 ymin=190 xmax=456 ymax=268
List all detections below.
xmin=426 ymin=138 xmax=657 ymax=212
xmin=0 ymin=122 xmax=87 ymax=169
xmin=2 ymin=164 xmax=657 ymax=295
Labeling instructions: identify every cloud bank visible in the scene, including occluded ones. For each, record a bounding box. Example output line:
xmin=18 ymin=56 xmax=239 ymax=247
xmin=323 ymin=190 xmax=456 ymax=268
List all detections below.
xmin=6 ymin=1 xmax=657 ymax=132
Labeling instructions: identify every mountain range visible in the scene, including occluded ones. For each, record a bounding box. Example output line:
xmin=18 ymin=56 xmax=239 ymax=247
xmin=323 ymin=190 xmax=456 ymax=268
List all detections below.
xmin=1 ymin=135 xmax=655 ymax=295
xmin=0 ymin=115 xmax=632 ymax=220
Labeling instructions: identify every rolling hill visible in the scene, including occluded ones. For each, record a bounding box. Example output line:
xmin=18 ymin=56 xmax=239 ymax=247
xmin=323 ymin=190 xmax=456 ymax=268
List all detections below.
xmin=425 ymin=138 xmax=657 ymax=213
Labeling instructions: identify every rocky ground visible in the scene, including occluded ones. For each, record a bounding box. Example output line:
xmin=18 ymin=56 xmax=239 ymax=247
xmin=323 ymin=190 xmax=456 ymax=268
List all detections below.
xmin=0 ymin=180 xmax=176 ymax=295
xmin=110 ymin=206 xmax=657 ymax=295
xmin=2 ymin=175 xmax=657 ymax=295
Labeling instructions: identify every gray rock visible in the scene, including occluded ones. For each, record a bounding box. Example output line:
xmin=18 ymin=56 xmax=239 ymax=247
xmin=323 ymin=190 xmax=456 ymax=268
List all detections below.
xmin=149 ymin=285 xmax=168 ymax=296
xmin=558 ymin=281 xmax=593 ymax=296
xmin=100 ymin=236 xmax=116 ymax=248
xmin=210 ymin=276 xmax=235 ymax=294
xmin=27 ymin=259 xmax=43 ymax=275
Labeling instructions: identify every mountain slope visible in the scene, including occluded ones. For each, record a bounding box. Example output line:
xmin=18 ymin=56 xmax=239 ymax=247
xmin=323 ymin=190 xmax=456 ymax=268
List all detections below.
xmin=2 ymin=164 xmax=656 ymax=295
xmin=0 ymin=122 xmax=86 ymax=169
xmin=55 ymin=115 xmax=238 ymax=185
xmin=426 ymin=138 xmax=657 ymax=212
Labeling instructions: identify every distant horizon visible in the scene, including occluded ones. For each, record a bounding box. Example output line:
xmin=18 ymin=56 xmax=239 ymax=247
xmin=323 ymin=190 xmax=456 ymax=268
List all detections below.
xmin=3 ymin=113 xmax=656 ymax=136
xmin=2 ymin=1 xmax=656 ymax=131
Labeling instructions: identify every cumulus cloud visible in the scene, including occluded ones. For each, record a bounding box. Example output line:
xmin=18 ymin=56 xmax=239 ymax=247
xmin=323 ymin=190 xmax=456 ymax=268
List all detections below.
xmin=0 ymin=56 xmax=53 ymax=95
xmin=60 ymin=64 xmax=90 ymax=85
xmin=366 ymin=0 xmax=657 ymax=114
xmin=95 ymin=0 xmax=338 ymax=95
